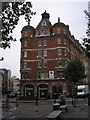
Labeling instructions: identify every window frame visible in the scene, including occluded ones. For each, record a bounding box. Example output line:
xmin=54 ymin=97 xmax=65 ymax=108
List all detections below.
xmin=64 ymin=48 xmax=67 ymax=56
xmin=25 ymin=31 xmax=28 ymax=37
xmin=24 ymin=41 xmax=27 ymax=47
xmin=58 ymin=48 xmax=62 ymax=56
xmin=58 ymin=38 xmax=61 ymax=44
xmin=38 ymin=61 xmax=42 ymax=68
xmin=38 ymin=40 xmax=42 ymax=47
xmin=58 ymin=59 xmax=62 ymax=66
xmin=43 ymin=50 xmax=47 ymax=57
xmin=24 ymin=51 xmax=27 ymax=57
xmin=38 ymin=50 xmax=42 ymax=57
xmin=43 ymin=40 xmax=47 ymax=46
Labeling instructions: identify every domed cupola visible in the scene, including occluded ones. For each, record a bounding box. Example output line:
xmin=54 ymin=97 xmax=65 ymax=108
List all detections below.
xmin=52 ymin=17 xmax=67 ymax=35
xmin=21 ymin=25 xmax=35 ymax=38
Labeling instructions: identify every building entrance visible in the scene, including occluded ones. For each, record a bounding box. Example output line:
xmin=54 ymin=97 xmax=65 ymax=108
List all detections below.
xmin=24 ymin=84 xmax=34 ymax=98
xmin=38 ymin=84 xmax=48 ymax=99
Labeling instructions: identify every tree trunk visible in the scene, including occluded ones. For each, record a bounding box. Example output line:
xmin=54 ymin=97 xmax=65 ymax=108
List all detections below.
xmin=73 ymin=83 xmax=77 ymax=107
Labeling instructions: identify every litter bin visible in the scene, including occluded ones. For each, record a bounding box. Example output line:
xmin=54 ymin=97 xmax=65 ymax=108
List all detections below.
xmin=53 ymin=103 xmax=60 ymax=111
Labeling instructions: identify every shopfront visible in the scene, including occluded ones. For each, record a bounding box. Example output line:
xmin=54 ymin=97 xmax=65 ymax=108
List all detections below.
xmin=24 ymin=84 xmax=34 ymax=98
xmin=38 ymin=84 xmax=48 ymax=99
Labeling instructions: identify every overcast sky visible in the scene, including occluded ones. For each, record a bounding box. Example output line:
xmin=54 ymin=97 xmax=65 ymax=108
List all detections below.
xmin=0 ymin=0 xmax=89 ymax=78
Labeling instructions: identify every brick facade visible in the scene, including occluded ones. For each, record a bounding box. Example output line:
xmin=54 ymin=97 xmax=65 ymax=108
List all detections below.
xmin=20 ymin=11 xmax=84 ymax=99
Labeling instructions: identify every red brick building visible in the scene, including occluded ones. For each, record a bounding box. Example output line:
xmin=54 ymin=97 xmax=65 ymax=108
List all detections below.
xmin=20 ymin=11 xmax=84 ymax=99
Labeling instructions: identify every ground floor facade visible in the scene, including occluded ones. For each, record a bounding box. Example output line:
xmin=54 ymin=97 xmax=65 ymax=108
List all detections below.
xmin=20 ymin=79 xmax=72 ymax=100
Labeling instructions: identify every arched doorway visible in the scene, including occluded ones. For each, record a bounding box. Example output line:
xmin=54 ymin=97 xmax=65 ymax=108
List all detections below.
xmin=38 ymin=84 xmax=48 ymax=99
xmin=24 ymin=84 xmax=34 ymax=99
xmin=52 ymin=85 xmax=62 ymax=99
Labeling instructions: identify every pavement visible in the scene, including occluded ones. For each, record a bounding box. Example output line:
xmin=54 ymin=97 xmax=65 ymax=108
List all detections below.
xmin=1 ymin=97 xmax=90 ymax=120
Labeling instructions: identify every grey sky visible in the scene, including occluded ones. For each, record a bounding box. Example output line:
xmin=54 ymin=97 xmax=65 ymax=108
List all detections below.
xmin=0 ymin=0 xmax=88 ymax=78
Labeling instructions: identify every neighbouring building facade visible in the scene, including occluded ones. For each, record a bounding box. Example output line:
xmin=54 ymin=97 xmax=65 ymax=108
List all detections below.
xmin=12 ymin=76 xmax=20 ymax=92
xmin=1 ymin=68 xmax=8 ymax=94
xmin=20 ymin=11 xmax=84 ymax=100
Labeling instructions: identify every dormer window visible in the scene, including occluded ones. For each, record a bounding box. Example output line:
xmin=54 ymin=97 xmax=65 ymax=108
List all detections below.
xmin=42 ymin=20 xmax=46 ymax=27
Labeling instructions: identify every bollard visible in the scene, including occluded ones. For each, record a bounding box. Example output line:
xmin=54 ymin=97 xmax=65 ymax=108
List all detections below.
xmin=35 ymin=97 xmax=38 ymax=106
xmin=6 ymin=98 xmax=10 ymax=109
xmin=16 ymin=97 xmax=19 ymax=107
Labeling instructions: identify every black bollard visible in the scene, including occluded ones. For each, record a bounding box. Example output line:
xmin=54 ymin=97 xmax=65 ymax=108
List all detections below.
xmin=36 ymin=97 xmax=38 ymax=106
xmin=16 ymin=97 xmax=19 ymax=107
xmin=6 ymin=98 xmax=10 ymax=108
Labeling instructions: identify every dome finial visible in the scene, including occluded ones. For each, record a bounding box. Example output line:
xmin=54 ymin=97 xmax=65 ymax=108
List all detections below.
xmin=58 ymin=17 xmax=60 ymax=23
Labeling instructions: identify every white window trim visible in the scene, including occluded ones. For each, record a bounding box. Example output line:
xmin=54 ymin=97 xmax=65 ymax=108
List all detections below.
xmin=43 ymin=40 xmax=47 ymax=46
xmin=38 ymin=61 xmax=42 ymax=68
xmin=38 ymin=50 xmax=42 ymax=57
xmin=43 ymin=50 xmax=47 ymax=57
xmin=24 ymin=51 xmax=27 ymax=57
xmin=58 ymin=48 xmax=61 ymax=56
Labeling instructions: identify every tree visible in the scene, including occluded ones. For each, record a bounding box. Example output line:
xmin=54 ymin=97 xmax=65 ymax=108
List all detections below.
xmin=82 ymin=8 xmax=90 ymax=58
xmin=63 ymin=57 xmax=86 ymax=106
xmin=0 ymin=1 xmax=36 ymax=49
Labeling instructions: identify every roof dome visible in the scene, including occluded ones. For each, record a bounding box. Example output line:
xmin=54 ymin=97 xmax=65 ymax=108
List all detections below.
xmin=52 ymin=22 xmax=66 ymax=29
xmin=21 ymin=25 xmax=34 ymax=32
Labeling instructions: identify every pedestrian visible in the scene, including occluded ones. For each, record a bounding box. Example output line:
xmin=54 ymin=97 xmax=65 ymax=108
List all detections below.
xmin=36 ymin=97 xmax=38 ymax=106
